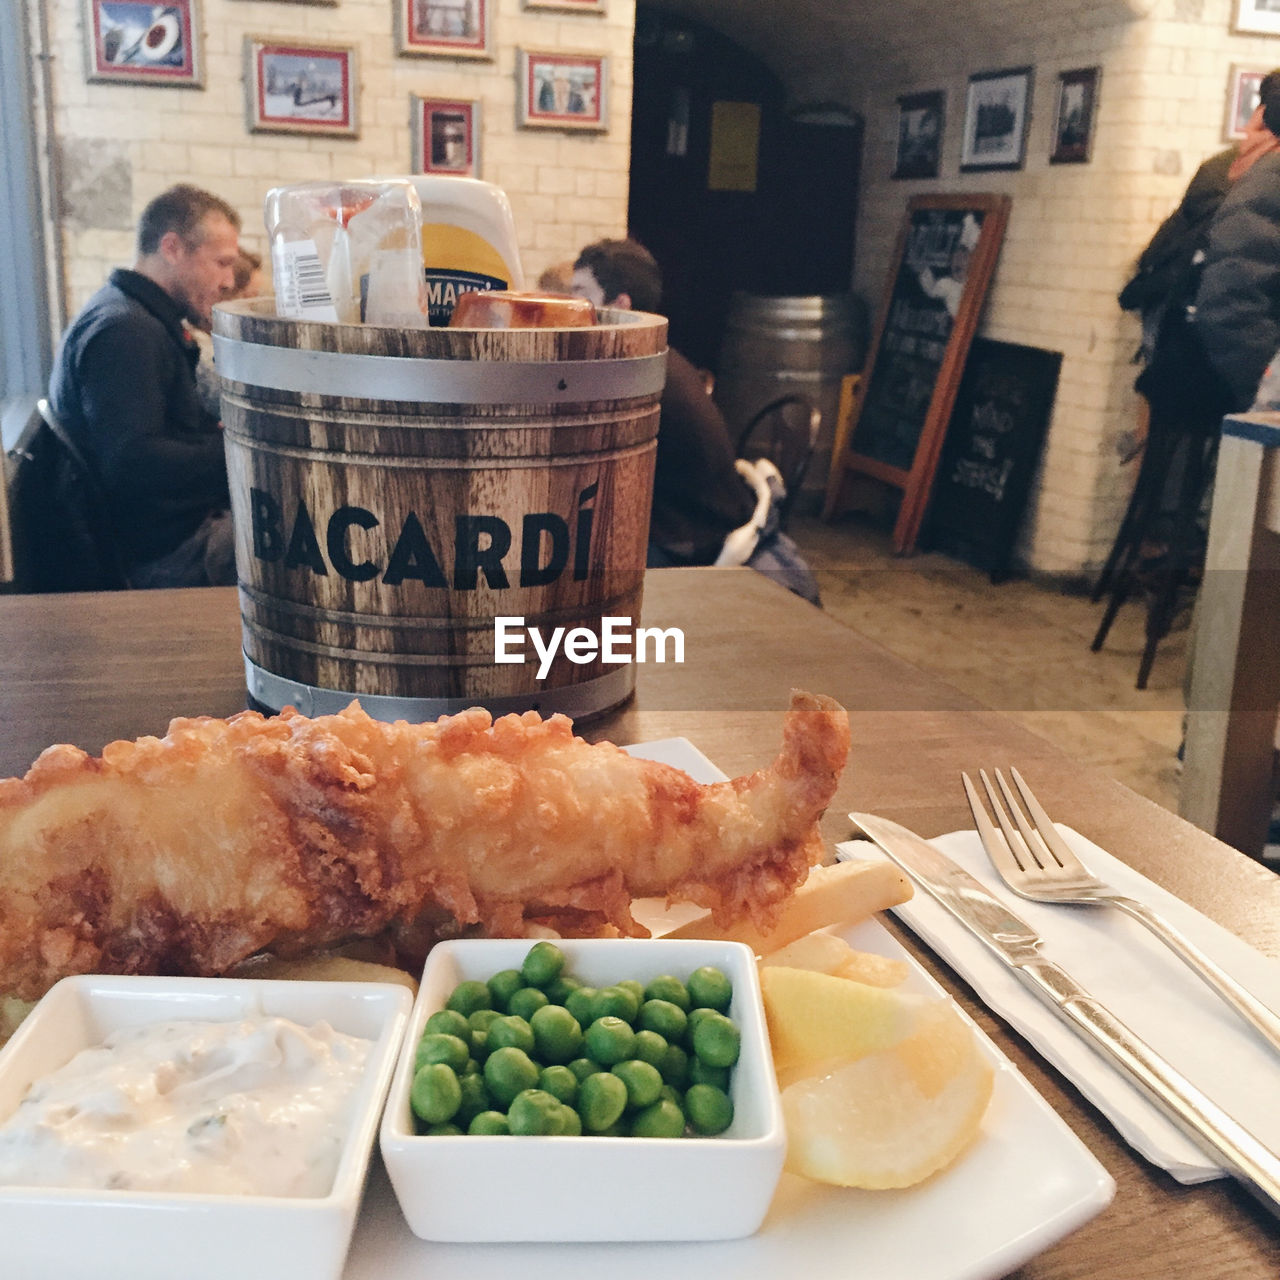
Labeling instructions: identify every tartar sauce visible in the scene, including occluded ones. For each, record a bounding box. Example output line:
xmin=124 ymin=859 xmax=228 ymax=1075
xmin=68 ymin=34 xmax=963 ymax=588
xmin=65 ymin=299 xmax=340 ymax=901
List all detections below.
xmin=0 ymin=1016 xmax=370 ymax=1197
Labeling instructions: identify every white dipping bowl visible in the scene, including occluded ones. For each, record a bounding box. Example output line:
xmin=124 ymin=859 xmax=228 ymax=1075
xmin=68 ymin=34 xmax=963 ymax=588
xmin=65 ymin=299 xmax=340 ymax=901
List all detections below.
xmin=379 ymin=937 xmax=784 ymax=1243
xmin=0 ymin=975 xmax=412 ymax=1280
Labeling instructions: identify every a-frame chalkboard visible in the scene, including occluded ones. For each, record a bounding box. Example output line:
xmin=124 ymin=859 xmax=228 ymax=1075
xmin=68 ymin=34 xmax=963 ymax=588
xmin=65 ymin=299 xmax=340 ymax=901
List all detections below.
xmin=922 ymin=338 xmax=1062 ymax=580
xmin=822 ymin=193 xmax=1011 ymax=552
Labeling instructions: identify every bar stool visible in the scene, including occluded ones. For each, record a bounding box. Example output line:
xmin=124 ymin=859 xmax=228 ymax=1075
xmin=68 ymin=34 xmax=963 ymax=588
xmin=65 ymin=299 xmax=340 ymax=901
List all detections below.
xmin=1090 ymin=417 xmax=1217 ymax=688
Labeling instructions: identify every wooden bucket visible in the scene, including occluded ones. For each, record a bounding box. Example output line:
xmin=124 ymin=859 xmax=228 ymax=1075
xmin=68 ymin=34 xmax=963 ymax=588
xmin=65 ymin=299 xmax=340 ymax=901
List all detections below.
xmin=212 ymin=298 xmax=667 ymax=721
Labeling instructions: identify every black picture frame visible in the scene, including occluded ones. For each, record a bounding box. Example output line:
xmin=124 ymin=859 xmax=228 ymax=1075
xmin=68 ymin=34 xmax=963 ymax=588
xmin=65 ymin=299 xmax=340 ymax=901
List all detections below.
xmin=1050 ymin=67 xmax=1100 ymax=164
xmin=893 ymin=90 xmax=945 ymax=180
xmin=960 ymin=66 xmax=1033 ymax=173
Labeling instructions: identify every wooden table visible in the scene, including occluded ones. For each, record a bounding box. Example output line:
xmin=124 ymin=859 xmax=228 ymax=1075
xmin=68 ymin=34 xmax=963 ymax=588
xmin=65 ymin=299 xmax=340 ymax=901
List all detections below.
xmin=1181 ymin=412 xmax=1280 ymax=858
xmin=1 ymin=570 xmax=1277 ymax=1278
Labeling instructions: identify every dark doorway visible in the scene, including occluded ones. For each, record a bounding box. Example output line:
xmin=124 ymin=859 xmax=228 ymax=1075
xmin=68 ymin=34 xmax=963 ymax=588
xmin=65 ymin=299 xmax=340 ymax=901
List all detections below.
xmin=628 ymin=6 xmax=863 ymax=370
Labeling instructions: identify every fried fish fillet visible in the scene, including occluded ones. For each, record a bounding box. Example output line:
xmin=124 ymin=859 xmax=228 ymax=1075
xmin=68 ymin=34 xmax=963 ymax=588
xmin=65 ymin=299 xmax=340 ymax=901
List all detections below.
xmin=0 ymin=691 xmax=850 ymax=1002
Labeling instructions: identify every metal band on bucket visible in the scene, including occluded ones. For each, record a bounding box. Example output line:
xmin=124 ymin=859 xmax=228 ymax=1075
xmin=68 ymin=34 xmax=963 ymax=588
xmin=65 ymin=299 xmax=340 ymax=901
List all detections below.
xmin=244 ymin=655 xmax=636 ymax=721
xmin=213 ymin=335 xmax=668 ymax=405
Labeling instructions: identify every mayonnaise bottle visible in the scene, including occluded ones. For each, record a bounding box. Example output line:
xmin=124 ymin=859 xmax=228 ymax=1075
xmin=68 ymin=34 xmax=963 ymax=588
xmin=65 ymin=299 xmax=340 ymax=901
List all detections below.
xmin=379 ymin=175 xmax=526 ymax=326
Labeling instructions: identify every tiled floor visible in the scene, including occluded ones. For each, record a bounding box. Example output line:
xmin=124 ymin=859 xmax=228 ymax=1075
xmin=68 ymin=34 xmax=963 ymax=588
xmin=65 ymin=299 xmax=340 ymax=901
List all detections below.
xmin=789 ymin=514 xmax=1187 ymax=812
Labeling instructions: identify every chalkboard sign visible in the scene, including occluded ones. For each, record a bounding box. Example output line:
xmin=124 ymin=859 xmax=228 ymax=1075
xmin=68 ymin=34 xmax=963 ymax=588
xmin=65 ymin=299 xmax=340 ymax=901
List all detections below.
xmin=923 ymin=338 xmax=1062 ymax=580
xmin=823 ymin=193 xmax=1010 ymax=553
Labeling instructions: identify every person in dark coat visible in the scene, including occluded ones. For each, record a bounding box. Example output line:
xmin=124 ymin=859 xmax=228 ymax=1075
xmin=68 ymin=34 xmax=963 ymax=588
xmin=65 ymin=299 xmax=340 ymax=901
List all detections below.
xmin=570 ymin=238 xmax=820 ymax=604
xmin=48 ymin=184 xmax=242 ymax=588
xmin=1194 ymin=72 xmax=1280 ymax=411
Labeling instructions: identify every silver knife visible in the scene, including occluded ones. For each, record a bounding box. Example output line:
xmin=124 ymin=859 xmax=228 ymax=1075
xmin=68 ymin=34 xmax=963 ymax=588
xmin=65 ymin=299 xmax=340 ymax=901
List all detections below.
xmin=851 ymin=811 xmax=1280 ymax=1212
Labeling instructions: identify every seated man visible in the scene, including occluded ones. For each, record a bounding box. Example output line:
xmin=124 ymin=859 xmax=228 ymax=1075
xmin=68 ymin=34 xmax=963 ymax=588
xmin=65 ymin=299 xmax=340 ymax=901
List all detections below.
xmin=48 ymin=184 xmax=242 ymax=588
xmin=571 ymin=238 xmax=819 ymax=603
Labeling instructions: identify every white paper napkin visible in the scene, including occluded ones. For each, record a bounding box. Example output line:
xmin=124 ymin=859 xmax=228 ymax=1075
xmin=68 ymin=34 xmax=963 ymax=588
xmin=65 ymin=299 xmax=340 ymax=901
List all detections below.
xmin=836 ymin=828 xmax=1280 ymax=1184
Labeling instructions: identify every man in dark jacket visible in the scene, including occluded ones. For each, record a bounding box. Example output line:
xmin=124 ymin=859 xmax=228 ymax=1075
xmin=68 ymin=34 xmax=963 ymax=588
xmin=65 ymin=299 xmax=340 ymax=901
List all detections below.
xmin=570 ymin=238 xmax=820 ymax=604
xmin=571 ymin=238 xmax=754 ymax=567
xmin=1194 ymin=73 xmax=1280 ymax=411
xmin=48 ymin=184 xmax=241 ymax=587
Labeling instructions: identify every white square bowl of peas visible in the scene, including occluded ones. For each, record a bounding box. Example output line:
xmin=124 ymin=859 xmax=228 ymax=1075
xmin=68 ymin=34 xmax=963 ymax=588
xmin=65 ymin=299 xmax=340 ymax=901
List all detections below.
xmin=379 ymin=936 xmax=785 ymax=1242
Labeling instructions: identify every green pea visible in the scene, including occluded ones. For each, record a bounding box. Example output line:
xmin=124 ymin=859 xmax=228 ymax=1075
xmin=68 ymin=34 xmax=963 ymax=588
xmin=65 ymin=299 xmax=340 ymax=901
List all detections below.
xmin=568 ymin=1056 xmax=603 ymax=1082
xmin=486 ymin=1014 xmax=536 ymax=1055
xmin=486 ymin=969 xmax=524 ymax=1012
xmin=639 ymin=998 xmax=687 ymax=1042
xmin=644 ymin=974 xmax=691 ymax=1011
xmin=632 ymin=1028 xmax=669 ymax=1068
xmin=578 ymin=1071 xmax=628 ymax=1131
xmin=591 ymin=984 xmax=641 ymax=1024
xmin=544 ymin=975 xmax=583 ymax=1005
xmin=616 ymin=979 xmax=645 ymax=1006
xmin=468 ymin=1008 xmax=502 ymax=1035
xmin=659 ymin=1083 xmax=684 ymax=1108
xmin=414 ymin=1032 xmax=471 ymax=1074
xmin=629 ymin=1098 xmax=687 ymax=1138
xmin=564 ymin=986 xmax=598 ymax=1027
xmin=446 ymin=980 xmax=493 ymax=1017
xmin=659 ymin=1042 xmax=690 ymax=1087
xmin=685 ymin=1083 xmax=734 ymax=1135
xmin=508 ymin=1088 xmax=563 ymax=1135
xmin=687 ymin=965 xmax=733 ymax=1013
xmin=521 ymin=940 xmax=566 ymax=989
xmin=424 ymin=1008 xmax=471 ymax=1039
xmin=691 ymin=1011 xmax=740 ymax=1068
xmin=483 ymin=1046 xmax=540 ymax=1106
xmin=455 ymin=1071 xmax=492 ymax=1125
xmin=539 ymin=1063 xmax=579 ymax=1105
xmin=507 ymin=986 xmax=550 ymax=1022
xmin=468 ymin=1110 xmax=510 ymax=1135
xmin=583 ymin=1016 xmax=636 ymax=1066
xmin=557 ymin=1104 xmax=583 ymax=1136
xmin=688 ymin=1057 xmax=730 ymax=1090
xmin=410 ymin=1062 xmax=462 ymax=1125
xmin=421 ymin=1121 xmax=464 ymax=1136
xmin=683 ymin=1006 xmax=716 ymax=1048
xmin=531 ymin=1003 xmax=584 ymax=1064
xmin=611 ymin=1059 xmax=663 ymax=1111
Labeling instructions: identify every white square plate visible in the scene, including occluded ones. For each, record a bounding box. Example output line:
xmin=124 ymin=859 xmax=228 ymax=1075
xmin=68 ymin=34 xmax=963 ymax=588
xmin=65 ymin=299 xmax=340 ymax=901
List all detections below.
xmin=0 ymin=975 xmax=412 ymax=1280
xmin=340 ymin=738 xmax=1115 ymax=1279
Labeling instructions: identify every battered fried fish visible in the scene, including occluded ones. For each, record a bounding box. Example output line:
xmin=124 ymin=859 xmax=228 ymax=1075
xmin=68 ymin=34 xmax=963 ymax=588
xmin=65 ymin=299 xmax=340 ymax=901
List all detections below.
xmin=0 ymin=692 xmax=850 ymax=1002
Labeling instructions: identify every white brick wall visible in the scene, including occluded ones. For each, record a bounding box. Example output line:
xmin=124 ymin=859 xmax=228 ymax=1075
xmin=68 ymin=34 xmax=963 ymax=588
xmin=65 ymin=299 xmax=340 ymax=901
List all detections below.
xmin=40 ymin=0 xmax=636 ymax=314
xmin=797 ymin=0 xmax=1280 ymax=571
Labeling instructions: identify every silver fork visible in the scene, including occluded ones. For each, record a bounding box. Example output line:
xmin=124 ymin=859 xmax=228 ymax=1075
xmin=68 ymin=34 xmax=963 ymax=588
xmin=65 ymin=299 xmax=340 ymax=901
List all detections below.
xmin=963 ymin=766 xmax=1280 ymax=1055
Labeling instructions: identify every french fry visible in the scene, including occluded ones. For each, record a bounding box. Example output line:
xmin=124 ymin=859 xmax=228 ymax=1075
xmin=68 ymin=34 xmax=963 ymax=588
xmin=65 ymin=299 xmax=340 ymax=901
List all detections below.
xmin=661 ymin=859 xmax=912 ymax=954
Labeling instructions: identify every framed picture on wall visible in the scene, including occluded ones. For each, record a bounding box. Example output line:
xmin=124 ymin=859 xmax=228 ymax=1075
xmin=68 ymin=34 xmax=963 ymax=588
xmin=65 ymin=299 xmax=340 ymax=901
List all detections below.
xmin=84 ymin=0 xmax=203 ymax=86
xmin=397 ymin=0 xmax=492 ymax=59
xmin=412 ymin=96 xmax=479 ymax=175
xmin=523 ymin=0 xmax=605 ymax=11
xmin=960 ymin=66 xmax=1033 ymax=172
xmin=245 ymin=37 xmax=358 ymax=137
xmin=1049 ymin=67 xmax=1100 ymax=164
xmin=1225 ymin=64 xmax=1269 ymax=140
xmin=517 ymin=49 xmax=608 ymax=131
xmin=892 ymin=90 xmax=945 ymax=179
xmin=1232 ymin=0 xmax=1280 ymax=34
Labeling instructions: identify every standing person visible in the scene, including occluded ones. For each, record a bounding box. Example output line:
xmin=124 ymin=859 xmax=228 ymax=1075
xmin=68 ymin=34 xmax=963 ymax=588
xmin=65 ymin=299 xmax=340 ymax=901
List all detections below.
xmin=1193 ymin=70 xmax=1280 ymax=413
xmin=571 ymin=237 xmax=820 ymax=603
xmin=47 ymin=184 xmax=241 ymax=588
